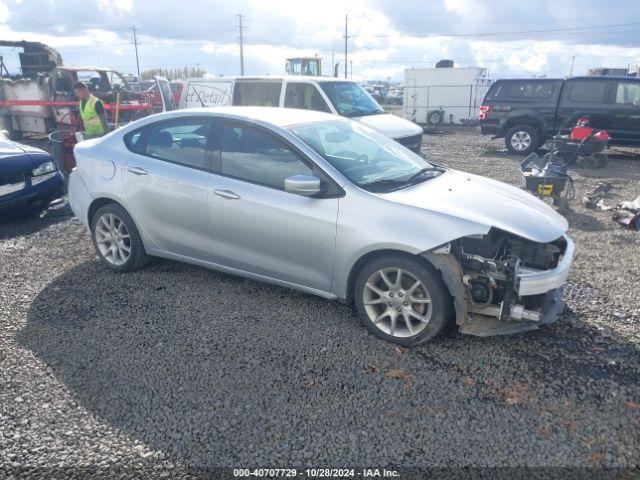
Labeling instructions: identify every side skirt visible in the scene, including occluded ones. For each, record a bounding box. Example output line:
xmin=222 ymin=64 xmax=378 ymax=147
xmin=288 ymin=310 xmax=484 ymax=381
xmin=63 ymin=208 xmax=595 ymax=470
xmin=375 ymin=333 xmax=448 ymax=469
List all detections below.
xmin=148 ymin=249 xmax=339 ymax=301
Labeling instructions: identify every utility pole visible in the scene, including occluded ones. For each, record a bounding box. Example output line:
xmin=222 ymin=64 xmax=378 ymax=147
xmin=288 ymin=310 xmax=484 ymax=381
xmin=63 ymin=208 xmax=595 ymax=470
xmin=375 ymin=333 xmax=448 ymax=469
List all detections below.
xmin=569 ymin=55 xmax=575 ymax=76
xmin=344 ymin=14 xmax=348 ymax=79
xmin=350 ymin=60 xmax=353 ymax=79
xmin=131 ymin=25 xmax=140 ymax=79
xmin=237 ymin=14 xmax=245 ymax=76
xmin=331 ymin=49 xmax=335 ymax=77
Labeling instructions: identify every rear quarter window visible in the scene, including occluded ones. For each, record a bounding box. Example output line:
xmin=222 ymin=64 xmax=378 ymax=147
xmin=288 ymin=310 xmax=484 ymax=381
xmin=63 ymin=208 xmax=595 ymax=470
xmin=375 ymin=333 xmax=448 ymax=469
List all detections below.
xmin=232 ymin=82 xmax=282 ymax=107
xmin=490 ymin=81 xmax=557 ymax=100
xmin=567 ymin=80 xmax=607 ymax=103
xmin=124 ymin=128 xmax=145 ymax=153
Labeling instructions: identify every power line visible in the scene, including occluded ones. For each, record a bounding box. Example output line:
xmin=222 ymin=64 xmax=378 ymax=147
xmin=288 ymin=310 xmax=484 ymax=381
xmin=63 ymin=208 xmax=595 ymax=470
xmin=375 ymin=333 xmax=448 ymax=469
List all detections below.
xmin=350 ymin=21 xmax=640 ymax=38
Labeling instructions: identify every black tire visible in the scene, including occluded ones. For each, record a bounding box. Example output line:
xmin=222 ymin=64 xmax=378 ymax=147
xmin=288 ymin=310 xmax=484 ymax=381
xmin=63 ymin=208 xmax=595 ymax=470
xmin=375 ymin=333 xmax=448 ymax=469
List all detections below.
xmin=505 ymin=124 xmax=539 ymax=155
xmin=90 ymin=203 xmax=150 ymax=272
xmin=10 ymin=130 xmax=24 ymax=141
xmin=427 ymin=110 xmax=443 ymax=125
xmin=578 ymin=155 xmax=597 ymax=169
xmin=354 ymin=254 xmax=452 ymax=347
xmin=592 ymin=152 xmax=608 ymax=168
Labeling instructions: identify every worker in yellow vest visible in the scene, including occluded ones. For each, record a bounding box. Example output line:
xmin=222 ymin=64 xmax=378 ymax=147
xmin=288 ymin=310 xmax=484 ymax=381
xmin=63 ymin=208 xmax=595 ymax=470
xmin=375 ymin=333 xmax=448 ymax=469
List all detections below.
xmin=74 ymin=81 xmax=108 ymax=138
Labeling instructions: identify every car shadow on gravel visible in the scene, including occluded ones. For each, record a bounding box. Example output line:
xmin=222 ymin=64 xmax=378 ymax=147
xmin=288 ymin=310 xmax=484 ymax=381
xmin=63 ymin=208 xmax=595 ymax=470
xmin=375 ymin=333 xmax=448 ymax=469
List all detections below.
xmin=0 ymin=200 xmax=72 ymax=239
xmin=17 ymin=260 xmax=640 ymax=467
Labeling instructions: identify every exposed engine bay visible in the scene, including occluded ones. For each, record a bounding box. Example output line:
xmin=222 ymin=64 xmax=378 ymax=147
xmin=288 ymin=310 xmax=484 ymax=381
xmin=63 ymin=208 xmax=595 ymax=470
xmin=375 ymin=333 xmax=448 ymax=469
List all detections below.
xmin=423 ymin=229 xmax=572 ymax=336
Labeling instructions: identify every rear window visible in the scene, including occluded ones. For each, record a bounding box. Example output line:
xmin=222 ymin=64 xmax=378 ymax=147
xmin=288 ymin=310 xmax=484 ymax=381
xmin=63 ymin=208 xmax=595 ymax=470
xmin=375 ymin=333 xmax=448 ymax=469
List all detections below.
xmin=567 ymin=80 xmax=607 ymax=103
xmin=490 ymin=81 xmax=557 ymax=100
xmin=232 ymin=82 xmax=282 ymax=107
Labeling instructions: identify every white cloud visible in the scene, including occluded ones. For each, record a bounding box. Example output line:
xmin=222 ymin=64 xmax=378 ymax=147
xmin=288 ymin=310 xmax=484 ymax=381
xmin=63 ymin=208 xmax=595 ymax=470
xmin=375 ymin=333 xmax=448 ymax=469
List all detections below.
xmin=0 ymin=1 xmax=10 ymax=23
xmin=201 ymin=42 xmax=216 ymax=55
xmin=0 ymin=0 xmax=639 ymax=80
xmin=97 ymin=0 xmax=133 ymax=15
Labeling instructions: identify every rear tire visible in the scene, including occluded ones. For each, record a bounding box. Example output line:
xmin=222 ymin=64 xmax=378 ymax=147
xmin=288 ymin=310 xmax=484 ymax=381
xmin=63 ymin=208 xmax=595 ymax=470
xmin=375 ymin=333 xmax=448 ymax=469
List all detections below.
xmin=427 ymin=110 xmax=444 ymax=125
xmin=354 ymin=255 xmax=452 ymax=347
xmin=90 ymin=203 xmax=150 ymax=272
xmin=592 ymin=152 xmax=608 ymax=168
xmin=505 ymin=124 xmax=538 ymax=155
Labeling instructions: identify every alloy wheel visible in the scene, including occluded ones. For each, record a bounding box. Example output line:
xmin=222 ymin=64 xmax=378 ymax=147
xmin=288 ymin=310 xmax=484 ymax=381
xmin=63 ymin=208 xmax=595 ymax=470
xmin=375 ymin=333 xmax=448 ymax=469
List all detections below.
xmin=510 ymin=131 xmax=532 ymax=151
xmin=94 ymin=213 xmax=131 ymax=266
xmin=362 ymin=267 xmax=432 ymax=338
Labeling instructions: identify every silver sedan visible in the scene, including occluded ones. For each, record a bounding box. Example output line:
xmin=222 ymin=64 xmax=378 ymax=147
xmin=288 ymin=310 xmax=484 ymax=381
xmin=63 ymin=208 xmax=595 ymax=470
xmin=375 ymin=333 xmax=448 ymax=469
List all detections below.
xmin=69 ymin=107 xmax=573 ymax=346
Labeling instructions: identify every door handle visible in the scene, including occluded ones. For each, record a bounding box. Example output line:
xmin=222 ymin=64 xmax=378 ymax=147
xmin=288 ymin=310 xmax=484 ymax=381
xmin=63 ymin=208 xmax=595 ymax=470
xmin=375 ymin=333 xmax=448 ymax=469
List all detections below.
xmin=127 ymin=166 xmax=149 ymax=176
xmin=212 ymin=189 xmax=241 ymax=200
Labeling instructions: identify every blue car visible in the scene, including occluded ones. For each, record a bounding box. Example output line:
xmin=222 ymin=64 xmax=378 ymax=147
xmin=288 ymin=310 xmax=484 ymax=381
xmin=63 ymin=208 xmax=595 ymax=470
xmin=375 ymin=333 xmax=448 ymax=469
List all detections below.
xmin=0 ymin=133 xmax=64 ymax=219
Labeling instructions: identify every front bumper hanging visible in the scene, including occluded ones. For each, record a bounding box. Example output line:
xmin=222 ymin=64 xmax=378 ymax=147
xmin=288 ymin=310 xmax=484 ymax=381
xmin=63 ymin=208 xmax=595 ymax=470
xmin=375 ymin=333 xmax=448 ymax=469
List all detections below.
xmin=423 ymin=235 xmax=574 ymax=337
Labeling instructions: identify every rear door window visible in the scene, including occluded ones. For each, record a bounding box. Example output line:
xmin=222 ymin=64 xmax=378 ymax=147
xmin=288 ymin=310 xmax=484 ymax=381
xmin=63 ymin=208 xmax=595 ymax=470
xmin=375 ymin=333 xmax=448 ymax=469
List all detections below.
xmin=491 ymin=81 xmax=557 ymax=100
xmin=144 ymin=117 xmax=211 ymax=169
xmin=232 ymin=82 xmax=282 ymax=107
xmin=567 ymin=80 xmax=607 ymax=103
xmin=284 ymin=83 xmax=331 ymax=113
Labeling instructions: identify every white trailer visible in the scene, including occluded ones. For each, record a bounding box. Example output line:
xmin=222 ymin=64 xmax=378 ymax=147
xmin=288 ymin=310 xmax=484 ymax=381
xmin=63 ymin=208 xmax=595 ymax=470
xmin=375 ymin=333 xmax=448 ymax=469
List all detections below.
xmin=403 ymin=66 xmax=492 ymax=125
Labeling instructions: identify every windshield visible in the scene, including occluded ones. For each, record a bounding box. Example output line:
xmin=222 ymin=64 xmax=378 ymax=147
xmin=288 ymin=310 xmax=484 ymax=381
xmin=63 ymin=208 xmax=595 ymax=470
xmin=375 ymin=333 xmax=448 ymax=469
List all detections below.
xmin=290 ymin=119 xmax=440 ymax=191
xmin=319 ymin=82 xmax=384 ymax=117
xmin=0 ymin=137 xmax=16 ymax=149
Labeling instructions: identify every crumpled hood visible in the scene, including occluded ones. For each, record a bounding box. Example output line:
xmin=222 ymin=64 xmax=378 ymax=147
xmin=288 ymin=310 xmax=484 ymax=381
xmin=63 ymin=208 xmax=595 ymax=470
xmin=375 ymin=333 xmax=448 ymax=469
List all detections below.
xmin=353 ymin=113 xmax=423 ymax=139
xmin=383 ymin=169 xmax=568 ymax=243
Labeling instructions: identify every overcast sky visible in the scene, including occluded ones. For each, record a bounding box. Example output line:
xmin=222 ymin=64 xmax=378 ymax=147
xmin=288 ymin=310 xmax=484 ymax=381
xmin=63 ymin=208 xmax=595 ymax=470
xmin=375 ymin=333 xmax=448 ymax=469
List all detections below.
xmin=0 ymin=0 xmax=639 ymax=80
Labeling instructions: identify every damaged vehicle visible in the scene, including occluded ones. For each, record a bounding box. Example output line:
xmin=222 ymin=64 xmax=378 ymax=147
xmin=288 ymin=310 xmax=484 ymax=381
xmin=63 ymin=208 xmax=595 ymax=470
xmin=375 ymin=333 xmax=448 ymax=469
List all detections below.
xmin=0 ymin=40 xmax=153 ymax=138
xmin=68 ymin=107 xmax=573 ymax=346
xmin=0 ymin=130 xmax=64 ymax=219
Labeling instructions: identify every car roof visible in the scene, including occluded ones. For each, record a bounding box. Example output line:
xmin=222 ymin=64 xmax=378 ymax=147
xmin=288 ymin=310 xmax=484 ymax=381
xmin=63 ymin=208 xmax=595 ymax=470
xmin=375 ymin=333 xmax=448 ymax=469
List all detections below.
xmin=152 ymin=106 xmax=339 ymax=128
xmin=185 ymin=75 xmax=353 ymax=83
xmin=494 ymin=76 xmax=638 ymax=82
xmin=494 ymin=78 xmax=562 ymax=82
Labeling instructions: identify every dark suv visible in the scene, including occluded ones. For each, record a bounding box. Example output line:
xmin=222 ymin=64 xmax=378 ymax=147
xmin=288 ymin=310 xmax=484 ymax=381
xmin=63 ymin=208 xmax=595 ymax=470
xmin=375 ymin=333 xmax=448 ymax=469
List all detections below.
xmin=479 ymin=76 xmax=640 ymax=155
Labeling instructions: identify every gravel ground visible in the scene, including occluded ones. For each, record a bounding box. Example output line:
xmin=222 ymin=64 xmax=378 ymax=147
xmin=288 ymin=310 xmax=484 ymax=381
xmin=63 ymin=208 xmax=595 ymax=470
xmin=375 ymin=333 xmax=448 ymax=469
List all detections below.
xmin=1 ymin=129 xmax=639 ymax=477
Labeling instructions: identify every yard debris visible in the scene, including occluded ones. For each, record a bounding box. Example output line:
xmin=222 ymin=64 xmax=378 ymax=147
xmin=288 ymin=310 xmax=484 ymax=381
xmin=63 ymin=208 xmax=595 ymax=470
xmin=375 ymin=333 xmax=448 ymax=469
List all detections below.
xmin=385 ymin=368 xmax=409 ymax=380
xmin=625 ymin=401 xmax=640 ymax=410
xmin=462 ymin=377 xmax=477 ymax=387
xmin=611 ymin=194 xmax=640 ymax=230
xmin=582 ymin=181 xmax=612 ymax=209
xmin=583 ymin=181 xmax=640 ymax=230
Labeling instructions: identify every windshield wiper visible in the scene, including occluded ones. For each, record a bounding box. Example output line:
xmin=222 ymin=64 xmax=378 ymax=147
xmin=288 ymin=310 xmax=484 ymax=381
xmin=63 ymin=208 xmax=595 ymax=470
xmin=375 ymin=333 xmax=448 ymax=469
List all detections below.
xmin=406 ymin=166 xmax=445 ymax=182
xmin=360 ymin=178 xmax=408 ymax=192
xmin=362 ymin=167 xmax=446 ymax=192
xmin=349 ymin=110 xmax=385 ymax=117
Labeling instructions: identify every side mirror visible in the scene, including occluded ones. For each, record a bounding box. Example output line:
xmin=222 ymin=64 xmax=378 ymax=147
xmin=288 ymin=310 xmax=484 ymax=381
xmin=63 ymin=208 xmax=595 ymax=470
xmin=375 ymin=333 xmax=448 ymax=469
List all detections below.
xmin=284 ymin=175 xmax=321 ymax=196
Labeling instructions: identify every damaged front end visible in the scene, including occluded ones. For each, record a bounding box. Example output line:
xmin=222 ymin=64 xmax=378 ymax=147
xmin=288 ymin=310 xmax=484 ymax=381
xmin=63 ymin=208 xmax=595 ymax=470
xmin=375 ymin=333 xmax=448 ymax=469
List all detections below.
xmin=422 ymin=229 xmax=574 ymax=336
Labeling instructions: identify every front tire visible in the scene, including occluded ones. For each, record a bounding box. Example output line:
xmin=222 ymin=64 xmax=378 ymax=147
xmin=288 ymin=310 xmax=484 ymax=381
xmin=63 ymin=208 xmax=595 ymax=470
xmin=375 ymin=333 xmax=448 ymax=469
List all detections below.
xmin=505 ymin=124 xmax=538 ymax=155
xmin=354 ymin=255 xmax=452 ymax=347
xmin=90 ymin=203 xmax=149 ymax=272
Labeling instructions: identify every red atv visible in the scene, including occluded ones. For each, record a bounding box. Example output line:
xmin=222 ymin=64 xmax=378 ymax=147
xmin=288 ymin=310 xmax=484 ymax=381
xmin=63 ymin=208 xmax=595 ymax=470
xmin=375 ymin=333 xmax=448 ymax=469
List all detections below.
xmin=546 ymin=118 xmax=610 ymax=169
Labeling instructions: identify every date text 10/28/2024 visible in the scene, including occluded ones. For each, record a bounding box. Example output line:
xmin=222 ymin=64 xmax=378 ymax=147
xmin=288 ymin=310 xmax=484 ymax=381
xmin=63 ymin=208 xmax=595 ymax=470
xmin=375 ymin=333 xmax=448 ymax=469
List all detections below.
xmin=233 ymin=468 xmax=400 ymax=478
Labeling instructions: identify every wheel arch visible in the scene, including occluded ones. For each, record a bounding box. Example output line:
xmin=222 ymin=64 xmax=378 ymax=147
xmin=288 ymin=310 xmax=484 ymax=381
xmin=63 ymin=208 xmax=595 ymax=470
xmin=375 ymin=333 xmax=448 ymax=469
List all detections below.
xmin=344 ymin=248 xmax=446 ymax=304
xmin=87 ymin=197 xmax=125 ymax=228
xmin=499 ymin=107 xmax=551 ymax=135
